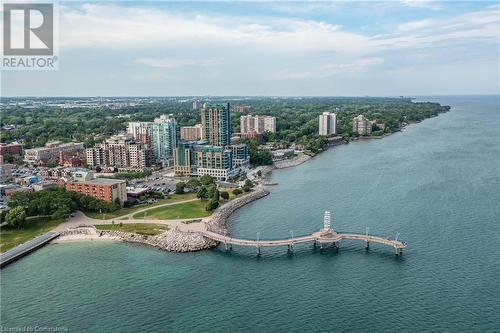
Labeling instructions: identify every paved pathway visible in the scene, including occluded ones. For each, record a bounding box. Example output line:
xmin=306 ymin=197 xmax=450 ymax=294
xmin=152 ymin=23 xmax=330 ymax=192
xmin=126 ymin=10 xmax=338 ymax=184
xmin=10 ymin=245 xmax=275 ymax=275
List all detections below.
xmin=53 ymin=210 xmax=207 ymax=233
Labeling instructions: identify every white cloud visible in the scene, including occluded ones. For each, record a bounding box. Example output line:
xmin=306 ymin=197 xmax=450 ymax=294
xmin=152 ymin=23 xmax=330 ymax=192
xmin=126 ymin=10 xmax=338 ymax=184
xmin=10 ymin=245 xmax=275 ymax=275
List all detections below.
xmin=398 ymin=19 xmax=434 ymax=32
xmin=60 ymin=4 xmax=375 ymax=56
xmin=401 ymin=0 xmax=442 ymax=11
xmin=271 ymin=58 xmax=384 ymax=80
xmin=135 ymin=57 xmax=221 ymax=68
xmin=60 ymin=3 xmax=500 ymax=55
xmin=320 ymin=58 xmax=385 ymax=71
xmin=4 ymin=2 xmax=499 ymax=96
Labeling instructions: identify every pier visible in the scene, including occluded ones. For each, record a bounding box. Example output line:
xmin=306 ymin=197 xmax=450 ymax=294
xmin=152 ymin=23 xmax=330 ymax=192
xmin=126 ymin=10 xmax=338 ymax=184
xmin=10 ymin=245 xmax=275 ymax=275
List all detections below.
xmin=0 ymin=232 xmax=60 ymax=268
xmin=202 ymin=211 xmax=407 ymax=255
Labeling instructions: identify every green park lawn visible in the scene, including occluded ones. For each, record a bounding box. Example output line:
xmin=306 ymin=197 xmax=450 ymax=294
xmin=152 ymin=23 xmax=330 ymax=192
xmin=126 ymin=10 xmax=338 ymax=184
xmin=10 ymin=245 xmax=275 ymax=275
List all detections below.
xmin=0 ymin=217 xmax=64 ymax=253
xmin=132 ymin=200 xmax=211 ymax=220
xmin=85 ymin=193 xmax=197 ymax=220
xmin=94 ymin=223 xmax=169 ymax=236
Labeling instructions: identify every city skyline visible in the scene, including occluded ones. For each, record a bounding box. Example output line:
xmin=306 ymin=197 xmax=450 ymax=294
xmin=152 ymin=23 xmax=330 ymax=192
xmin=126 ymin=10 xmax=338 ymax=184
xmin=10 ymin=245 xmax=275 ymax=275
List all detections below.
xmin=2 ymin=1 xmax=499 ymax=97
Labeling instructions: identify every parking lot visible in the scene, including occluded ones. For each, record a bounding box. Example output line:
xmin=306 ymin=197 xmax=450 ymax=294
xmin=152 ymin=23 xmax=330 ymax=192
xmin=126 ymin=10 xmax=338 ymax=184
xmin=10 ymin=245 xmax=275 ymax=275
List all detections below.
xmin=127 ymin=169 xmax=185 ymax=194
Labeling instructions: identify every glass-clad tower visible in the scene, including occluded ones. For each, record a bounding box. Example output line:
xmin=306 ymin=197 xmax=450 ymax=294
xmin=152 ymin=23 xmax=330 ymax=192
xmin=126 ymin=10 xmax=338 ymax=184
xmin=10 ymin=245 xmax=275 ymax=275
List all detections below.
xmin=151 ymin=114 xmax=177 ymax=167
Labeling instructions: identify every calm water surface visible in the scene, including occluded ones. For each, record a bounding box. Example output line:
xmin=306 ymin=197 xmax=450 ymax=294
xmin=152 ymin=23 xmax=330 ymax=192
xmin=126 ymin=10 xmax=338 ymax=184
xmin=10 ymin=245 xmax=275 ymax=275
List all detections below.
xmin=1 ymin=96 xmax=499 ymax=332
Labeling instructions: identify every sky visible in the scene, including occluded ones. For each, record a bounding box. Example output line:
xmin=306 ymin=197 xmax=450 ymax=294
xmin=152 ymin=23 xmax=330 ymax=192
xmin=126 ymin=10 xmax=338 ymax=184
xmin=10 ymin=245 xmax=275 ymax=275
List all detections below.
xmin=1 ymin=0 xmax=499 ymax=96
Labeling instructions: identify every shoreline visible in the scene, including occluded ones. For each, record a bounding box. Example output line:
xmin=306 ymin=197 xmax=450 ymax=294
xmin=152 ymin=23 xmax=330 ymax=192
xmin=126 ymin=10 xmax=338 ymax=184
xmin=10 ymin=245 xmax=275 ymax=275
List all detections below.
xmin=53 ymin=189 xmax=270 ymax=253
xmin=50 ymin=113 xmax=446 ymax=253
xmin=55 ymin=226 xmax=217 ymax=252
xmin=203 ymin=187 xmax=270 ymax=234
xmin=265 ymin=116 xmax=442 ymax=174
xmin=273 ymin=153 xmax=312 ymax=169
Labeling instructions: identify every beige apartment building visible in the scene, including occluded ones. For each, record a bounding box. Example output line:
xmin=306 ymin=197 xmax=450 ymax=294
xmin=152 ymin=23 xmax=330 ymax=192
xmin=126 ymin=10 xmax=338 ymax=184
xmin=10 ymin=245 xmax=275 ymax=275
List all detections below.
xmin=352 ymin=115 xmax=372 ymax=135
xmin=180 ymin=124 xmax=203 ymax=141
xmin=240 ymin=115 xmax=276 ymax=134
xmin=86 ymin=134 xmax=152 ymax=171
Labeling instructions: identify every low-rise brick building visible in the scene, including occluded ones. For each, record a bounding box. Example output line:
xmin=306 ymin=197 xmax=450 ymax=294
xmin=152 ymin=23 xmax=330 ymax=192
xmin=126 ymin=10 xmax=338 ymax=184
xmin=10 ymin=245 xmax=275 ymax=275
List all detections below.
xmin=64 ymin=178 xmax=127 ymax=205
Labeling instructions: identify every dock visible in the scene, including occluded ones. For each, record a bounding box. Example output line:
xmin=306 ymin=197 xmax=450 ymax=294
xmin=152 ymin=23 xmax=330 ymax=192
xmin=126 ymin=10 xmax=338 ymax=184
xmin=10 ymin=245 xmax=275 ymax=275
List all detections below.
xmin=0 ymin=232 xmax=60 ymax=268
xmin=202 ymin=211 xmax=407 ymax=255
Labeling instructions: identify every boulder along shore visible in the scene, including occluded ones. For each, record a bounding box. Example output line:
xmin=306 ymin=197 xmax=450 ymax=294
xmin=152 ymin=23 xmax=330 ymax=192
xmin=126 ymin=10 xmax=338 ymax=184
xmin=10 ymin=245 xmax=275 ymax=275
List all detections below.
xmin=203 ymin=187 xmax=270 ymax=234
xmin=56 ymin=226 xmax=217 ymax=252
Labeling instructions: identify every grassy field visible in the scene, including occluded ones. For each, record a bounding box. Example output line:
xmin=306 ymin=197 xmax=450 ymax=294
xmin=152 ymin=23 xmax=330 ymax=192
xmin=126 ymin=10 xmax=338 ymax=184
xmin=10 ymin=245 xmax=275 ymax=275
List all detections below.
xmin=0 ymin=217 xmax=65 ymax=253
xmin=85 ymin=193 xmax=197 ymax=220
xmin=94 ymin=223 xmax=169 ymax=236
xmin=132 ymin=200 xmax=211 ymax=220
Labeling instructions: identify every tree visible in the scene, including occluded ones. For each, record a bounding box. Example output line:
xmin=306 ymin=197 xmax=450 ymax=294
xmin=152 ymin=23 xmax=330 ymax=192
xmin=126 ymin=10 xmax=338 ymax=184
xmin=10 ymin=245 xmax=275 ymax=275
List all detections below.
xmin=6 ymin=206 xmax=26 ymax=229
xmin=256 ymin=170 xmax=262 ymax=178
xmin=186 ymin=178 xmax=200 ymax=191
xmin=232 ymin=188 xmax=242 ymax=195
xmin=205 ymin=198 xmax=219 ymax=211
xmin=244 ymin=179 xmax=254 ymax=188
xmin=7 ymin=191 xmax=30 ymax=209
xmin=248 ymin=146 xmax=273 ymax=166
xmin=3 ymin=153 xmax=14 ymax=163
xmin=199 ymin=175 xmax=215 ymax=186
xmin=207 ymin=185 xmax=219 ymax=201
xmin=220 ymin=191 xmax=229 ymax=200
xmin=197 ymin=186 xmax=208 ymax=200
xmin=52 ymin=206 xmax=71 ymax=219
xmin=243 ymin=186 xmax=251 ymax=192
xmin=175 ymin=182 xmax=186 ymax=194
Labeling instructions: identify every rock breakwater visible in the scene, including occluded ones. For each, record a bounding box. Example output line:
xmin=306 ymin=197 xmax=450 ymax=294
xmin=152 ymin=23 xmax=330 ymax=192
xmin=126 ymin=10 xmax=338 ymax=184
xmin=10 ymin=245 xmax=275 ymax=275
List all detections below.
xmin=204 ymin=188 xmax=270 ymax=233
xmin=57 ymin=226 xmax=216 ymax=252
xmin=100 ymin=229 xmax=216 ymax=252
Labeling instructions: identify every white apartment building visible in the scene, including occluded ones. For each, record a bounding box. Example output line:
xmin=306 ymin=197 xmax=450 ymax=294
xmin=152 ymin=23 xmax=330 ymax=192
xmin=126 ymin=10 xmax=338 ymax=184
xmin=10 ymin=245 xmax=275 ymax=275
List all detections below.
xmin=319 ymin=112 xmax=337 ymax=136
xmin=127 ymin=122 xmax=152 ymax=145
xmin=197 ymin=167 xmax=235 ymax=181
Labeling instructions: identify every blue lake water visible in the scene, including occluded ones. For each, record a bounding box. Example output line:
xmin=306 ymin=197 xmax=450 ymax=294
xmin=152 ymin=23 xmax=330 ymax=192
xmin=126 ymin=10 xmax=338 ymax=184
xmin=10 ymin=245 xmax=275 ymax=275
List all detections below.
xmin=1 ymin=96 xmax=499 ymax=332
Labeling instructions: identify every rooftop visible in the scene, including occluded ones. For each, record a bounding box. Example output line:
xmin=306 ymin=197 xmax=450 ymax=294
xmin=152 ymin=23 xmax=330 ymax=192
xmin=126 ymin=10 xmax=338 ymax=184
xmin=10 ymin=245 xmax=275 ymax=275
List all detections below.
xmin=70 ymin=178 xmax=126 ymax=186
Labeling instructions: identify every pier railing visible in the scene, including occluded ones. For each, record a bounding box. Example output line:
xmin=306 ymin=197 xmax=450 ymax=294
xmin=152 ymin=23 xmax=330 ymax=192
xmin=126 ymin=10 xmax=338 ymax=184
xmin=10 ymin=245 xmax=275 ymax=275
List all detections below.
xmin=201 ymin=229 xmax=406 ymax=256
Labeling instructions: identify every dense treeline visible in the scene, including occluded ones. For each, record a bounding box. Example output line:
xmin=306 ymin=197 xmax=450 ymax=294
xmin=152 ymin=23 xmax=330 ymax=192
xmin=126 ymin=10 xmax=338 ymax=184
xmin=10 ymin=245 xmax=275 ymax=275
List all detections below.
xmin=232 ymin=97 xmax=450 ymax=153
xmin=0 ymin=102 xmax=200 ymax=149
xmin=1 ymin=97 xmax=449 ymax=157
xmin=239 ymin=138 xmax=273 ymax=165
xmin=7 ymin=188 xmax=120 ymax=219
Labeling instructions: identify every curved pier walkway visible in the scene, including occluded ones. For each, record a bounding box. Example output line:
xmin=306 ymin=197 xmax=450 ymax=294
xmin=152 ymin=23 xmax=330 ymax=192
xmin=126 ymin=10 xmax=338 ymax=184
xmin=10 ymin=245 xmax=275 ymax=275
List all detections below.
xmin=202 ymin=228 xmax=407 ymax=255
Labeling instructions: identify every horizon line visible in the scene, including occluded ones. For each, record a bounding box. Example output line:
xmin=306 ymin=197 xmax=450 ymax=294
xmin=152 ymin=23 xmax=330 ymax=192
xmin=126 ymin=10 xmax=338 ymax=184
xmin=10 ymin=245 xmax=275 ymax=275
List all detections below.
xmin=2 ymin=94 xmax=499 ymax=99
